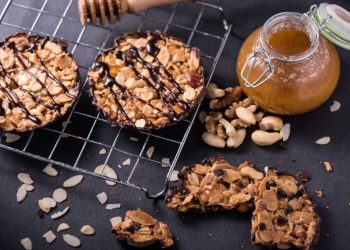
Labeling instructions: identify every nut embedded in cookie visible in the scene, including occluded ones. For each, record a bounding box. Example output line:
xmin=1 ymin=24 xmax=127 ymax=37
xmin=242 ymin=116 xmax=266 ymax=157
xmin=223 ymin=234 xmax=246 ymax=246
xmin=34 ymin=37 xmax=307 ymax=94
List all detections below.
xmin=88 ymin=30 xmax=205 ymax=131
xmin=165 ymin=157 xmax=264 ymax=213
xmin=112 ymin=210 xmax=174 ymax=249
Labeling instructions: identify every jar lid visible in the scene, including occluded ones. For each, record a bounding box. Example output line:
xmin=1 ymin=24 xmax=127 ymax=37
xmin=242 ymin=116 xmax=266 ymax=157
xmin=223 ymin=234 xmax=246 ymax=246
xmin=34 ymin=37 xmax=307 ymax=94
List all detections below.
xmin=314 ymin=3 xmax=350 ymax=50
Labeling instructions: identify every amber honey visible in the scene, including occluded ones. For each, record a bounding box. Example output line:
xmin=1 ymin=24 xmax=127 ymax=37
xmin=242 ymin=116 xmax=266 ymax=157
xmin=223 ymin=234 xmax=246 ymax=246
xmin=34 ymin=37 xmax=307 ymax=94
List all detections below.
xmin=267 ymin=28 xmax=311 ymax=55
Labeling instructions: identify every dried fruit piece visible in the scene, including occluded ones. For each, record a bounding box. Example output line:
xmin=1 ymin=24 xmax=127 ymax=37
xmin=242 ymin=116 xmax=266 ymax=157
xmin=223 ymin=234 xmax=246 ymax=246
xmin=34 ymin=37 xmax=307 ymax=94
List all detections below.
xmin=94 ymin=165 xmax=118 ymax=186
xmin=20 ymin=237 xmax=32 ymax=250
xmin=113 ymin=210 xmax=174 ymax=249
xmin=80 ymin=225 xmax=95 ymax=235
xmin=63 ymin=234 xmax=81 ymax=247
xmin=17 ymin=185 xmax=27 ymax=203
xmin=17 ymin=173 xmax=33 ymax=185
xmin=43 ymin=230 xmax=56 ymax=244
xmin=53 ymin=188 xmax=67 ymax=203
xmin=63 ymin=175 xmax=84 ymax=188
xmin=315 ymin=136 xmax=330 ymax=145
xmin=96 ymin=192 xmax=108 ymax=204
xmin=51 ymin=206 xmax=69 ymax=219
xmin=57 ymin=223 xmax=70 ymax=232
xmin=43 ymin=164 xmax=58 ymax=177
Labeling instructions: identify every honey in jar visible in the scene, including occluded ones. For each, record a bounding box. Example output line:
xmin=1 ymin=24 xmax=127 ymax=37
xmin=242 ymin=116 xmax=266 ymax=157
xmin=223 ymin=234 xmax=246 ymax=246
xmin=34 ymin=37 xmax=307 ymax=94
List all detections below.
xmin=236 ymin=4 xmax=350 ymax=115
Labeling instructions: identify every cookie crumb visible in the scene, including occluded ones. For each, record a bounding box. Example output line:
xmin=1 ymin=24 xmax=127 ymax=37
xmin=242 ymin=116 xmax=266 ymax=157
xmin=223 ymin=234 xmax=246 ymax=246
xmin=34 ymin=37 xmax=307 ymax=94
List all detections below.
xmin=314 ymin=190 xmax=324 ymax=198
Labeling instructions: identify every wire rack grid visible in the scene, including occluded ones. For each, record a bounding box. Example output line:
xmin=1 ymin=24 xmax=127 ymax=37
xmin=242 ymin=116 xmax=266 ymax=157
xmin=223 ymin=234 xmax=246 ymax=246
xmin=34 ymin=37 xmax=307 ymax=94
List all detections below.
xmin=0 ymin=0 xmax=231 ymax=198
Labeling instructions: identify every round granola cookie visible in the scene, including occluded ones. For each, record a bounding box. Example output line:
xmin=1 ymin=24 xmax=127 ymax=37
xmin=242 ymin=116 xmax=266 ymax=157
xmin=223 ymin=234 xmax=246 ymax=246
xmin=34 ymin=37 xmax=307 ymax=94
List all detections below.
xmin=88 ymin=30 xmax=205 ymax=131
xmin=0 ymin=33 xmax=80 ymax=132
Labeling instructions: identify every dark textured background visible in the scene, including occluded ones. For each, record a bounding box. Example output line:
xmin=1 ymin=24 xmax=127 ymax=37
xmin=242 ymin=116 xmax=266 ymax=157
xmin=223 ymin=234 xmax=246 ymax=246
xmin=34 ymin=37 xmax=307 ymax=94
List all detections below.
xmin=0 ymin=0 xmax=350 ymax=249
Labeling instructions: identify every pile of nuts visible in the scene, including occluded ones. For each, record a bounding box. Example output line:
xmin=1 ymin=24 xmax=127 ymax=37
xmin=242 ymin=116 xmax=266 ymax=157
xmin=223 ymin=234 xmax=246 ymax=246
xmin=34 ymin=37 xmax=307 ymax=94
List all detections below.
xmin=200 ymin=83 xmax=289 ymax=148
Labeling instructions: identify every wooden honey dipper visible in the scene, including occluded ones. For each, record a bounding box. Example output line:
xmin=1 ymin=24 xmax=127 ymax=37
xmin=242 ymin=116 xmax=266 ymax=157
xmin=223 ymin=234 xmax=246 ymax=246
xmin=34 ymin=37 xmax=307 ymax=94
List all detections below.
xmin=78 ymin=0 xmax=190 ymax=26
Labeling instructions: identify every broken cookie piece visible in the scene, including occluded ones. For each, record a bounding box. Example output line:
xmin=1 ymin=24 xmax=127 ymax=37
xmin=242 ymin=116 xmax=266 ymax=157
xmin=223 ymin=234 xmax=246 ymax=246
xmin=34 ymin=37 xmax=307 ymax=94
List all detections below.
xmin=251 ymin=169 xmax=319 ymax=250
xmin=165 ymin=157 xmax=264 ymax=213
xmin=113 ymin=210 xmax=174 ymax=249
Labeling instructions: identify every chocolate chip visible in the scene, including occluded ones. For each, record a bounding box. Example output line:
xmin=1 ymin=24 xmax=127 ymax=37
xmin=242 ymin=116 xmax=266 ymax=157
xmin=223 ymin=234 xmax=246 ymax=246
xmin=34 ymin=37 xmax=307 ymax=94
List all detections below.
xmin=276 ymin=189 xmax=287 ymax=199
xmin=133 ymin=223 xmax=141 ymax=232
xmin=217 ymin=178 xmax=230 ymax=188
xmin=284 ymin=205 xmax=293 ymax=214
xmin=258 ymin=223 xmax=266 ymax=231
xmin=234 ymin=180 xmax=244 ymax=188
xmin=276 ymin=216 xmax=287 ymax=225
xmin=265 ymin=179 xmax=277 ymax=189
xmin=214 ymin=169 xmax=225 ymax=176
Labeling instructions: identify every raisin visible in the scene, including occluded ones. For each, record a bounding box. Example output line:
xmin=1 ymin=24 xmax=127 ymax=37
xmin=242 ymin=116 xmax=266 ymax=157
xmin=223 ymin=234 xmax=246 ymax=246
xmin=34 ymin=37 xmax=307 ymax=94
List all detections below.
xmin=258 ymin=223 xmax=266 ymax=231
xmin=234 ymin=179 xmax=244 ymax=188
xmin=276 ymin=216 xmax=287 ymax=225
xmin=276 ymin=189 xmax=287 ymax=199
xmin=284 ymin=205 xmax=293 ymax=214
xmin=265 ymin=179 xmax=277 ymax=189
xmin=214 ymin=169 xmax=225 ymax=176
xmin=217 ymin=178 xmax=230 ymax=188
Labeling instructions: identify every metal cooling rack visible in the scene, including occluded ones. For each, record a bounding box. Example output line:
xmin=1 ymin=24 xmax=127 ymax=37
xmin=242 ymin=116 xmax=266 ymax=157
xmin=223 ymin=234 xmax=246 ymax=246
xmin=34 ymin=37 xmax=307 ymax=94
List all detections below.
xmin=0 ymin=0 xmax=231 ymax=198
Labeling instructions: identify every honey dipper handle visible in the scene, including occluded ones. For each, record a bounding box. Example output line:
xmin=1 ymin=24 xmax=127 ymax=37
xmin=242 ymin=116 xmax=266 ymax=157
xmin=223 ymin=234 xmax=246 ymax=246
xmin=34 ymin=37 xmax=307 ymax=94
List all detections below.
xmin=124 ymin=0 xmax=191 ymax=13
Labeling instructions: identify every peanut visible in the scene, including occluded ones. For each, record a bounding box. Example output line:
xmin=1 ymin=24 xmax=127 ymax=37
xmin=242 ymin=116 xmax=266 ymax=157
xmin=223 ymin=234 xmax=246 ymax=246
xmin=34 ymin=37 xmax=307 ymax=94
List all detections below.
xmin=202 ymin=132 xmax=225 ymax=148
xmin=259 ymin=116 xmax=283 ymax=131
xmin=251 ymin=130 xmax=282 ymax=146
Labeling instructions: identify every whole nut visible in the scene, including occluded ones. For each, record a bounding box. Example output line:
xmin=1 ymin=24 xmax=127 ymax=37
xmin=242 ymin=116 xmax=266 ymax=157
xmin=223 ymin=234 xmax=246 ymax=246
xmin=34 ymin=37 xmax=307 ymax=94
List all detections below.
xmin=206 ymin=83 xmax=225 ymax=99
xmin=251 ymin=130 xmax=282 ymax=146
xmin=219 ymin=118 xmax=236 ymax=137
xmin=202 ymin=132 xmax=225 ymax=148
xmin=226 ymin=129 xmax=246 ymax=148
xmin=259 ymin=116 xmax=283 ymax=131
xmin=236 ymin=107 xmax=256 ymax=125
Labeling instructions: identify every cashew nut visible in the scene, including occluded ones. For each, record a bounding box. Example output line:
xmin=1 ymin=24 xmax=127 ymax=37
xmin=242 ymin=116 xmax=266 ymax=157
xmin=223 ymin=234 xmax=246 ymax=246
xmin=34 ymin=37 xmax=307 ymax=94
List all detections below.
xmin=198 ymin=111 xmax=207 ymax=124
xmin=226 ymin=129 xmax=246 ymax=148
xmin=219 ymin=118 xmax=236 ymax=137
xmin=202 ymin=132 xmax=226 ymax=148
xmin=259 ymin=116 xmax=283 ymax=131
xmin=251 ymin=130 xmax=282 ymax=146
xmin=236 ymin=107 xmax=256 ymax=125
xmin=206 ymin=83 xmax=225 ymax=99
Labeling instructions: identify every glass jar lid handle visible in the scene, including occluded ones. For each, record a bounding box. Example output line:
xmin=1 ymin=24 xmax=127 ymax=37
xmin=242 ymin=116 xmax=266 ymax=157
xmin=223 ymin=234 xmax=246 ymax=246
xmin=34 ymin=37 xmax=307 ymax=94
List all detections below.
xmin=307 ymin=5 xmax=332 ymax=30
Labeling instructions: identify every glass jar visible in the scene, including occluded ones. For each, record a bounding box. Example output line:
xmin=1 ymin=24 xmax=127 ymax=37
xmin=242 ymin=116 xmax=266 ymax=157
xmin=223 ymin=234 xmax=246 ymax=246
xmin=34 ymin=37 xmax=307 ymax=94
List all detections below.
xmin=236 ymin=4 xmax=350 ymax=115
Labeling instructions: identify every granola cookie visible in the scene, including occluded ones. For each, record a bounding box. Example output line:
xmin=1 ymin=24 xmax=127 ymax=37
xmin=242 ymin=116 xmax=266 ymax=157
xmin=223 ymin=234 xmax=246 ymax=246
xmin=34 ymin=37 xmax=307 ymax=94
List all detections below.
xmin=0 ymin=33 xmax=79 ymax=132
xmin=251 ymin=168 xmax=319 ymax=249
xmin=165 ymin=157 xmax=264 ymax=213
xmin=88 ymin=30 xmax=205 ymax=131
xmin=113 ymin=210 xmax=174 ymax=249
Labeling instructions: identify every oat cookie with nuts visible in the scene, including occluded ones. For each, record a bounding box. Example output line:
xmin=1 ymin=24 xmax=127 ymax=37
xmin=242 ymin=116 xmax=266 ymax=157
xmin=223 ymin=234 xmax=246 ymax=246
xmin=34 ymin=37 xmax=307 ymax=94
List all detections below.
xmin=165 ymin=157 xmax=264 ymax=213
xmin=0 ymin=33 xmax=79 ymax=132
xmin=113 ymin=209 xmax=174 ymax=249
xmin=251 ymin=169 xmax=319 ymax=250
xmin=88 ymin=30 xmax=205 ymax=131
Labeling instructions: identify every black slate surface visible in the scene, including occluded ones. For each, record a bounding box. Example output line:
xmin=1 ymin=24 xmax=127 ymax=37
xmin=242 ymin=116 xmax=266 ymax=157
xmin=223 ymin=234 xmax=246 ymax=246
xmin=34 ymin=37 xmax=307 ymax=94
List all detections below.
xmin=0 ymin=0 xmax=350 ymax=249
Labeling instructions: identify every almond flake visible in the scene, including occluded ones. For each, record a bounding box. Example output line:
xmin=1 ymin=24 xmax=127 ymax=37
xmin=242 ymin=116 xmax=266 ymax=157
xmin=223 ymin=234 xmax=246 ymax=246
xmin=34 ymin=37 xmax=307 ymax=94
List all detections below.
xmin=43 ymin=231 xmax=56 ymax=244
xmin=106 ymin=203 xmax=121 ymax=210
xmin=23 ymin=184 xmax=34 ymax=192
xmin=63 ymin=234 xmax=81 ymax=247
xmin=43 ymin=164 xmax=58 ymax=177
xmin=169 ymin=170 xmax=179 ymax=182
xmin=323 ymin=161 xmax=333 ymax=172
xmin=122 ymin=158 xmax=131 ymax=166
xmin=110 ymin=216 xmax=122 ymax=227
xmin=17 ymin=173 xmax=33 ymax=185
xmin=280 ymin=123 xmax=291 ymax=142
xmin=39 ymin=197 xmax=56 ymax=213
xmin=63 ymin=175 xmax=84 ymax=188
xmin=94 ymin=165 xmax=117 ymax=186
xmin=146 ymin=146 xmax=154 ymax=159
xmin=99 ymin=148 xmax=107 ymax=155
xmin=51 ymin=206 xmax=69 ymax=219
xmin=53 ymin=188 xmax=67 ymax=203
xmin=17 ymin=185 xmax=27 ymax=203
xmin=57 ymin=223 xmax=70 ymax=232
xmin=315 ymin=136 xmax=330 ymax=145
xmin=38 ymin=199 xmax=51 ymax=213
xmin=161 ymin=158 xmax=171 ymax=167
xmin=20 ymin=237 xmax=32 ymax=250
xmin=96 ymin=192 xmax=108 ymax=204
xmin=330 ymin=100 xmax=341 ymax=112
xmin=5 ymin=133 xmax=21 ymax=143
xmin=61 ymin=120 xmax=71 ymax=128
xmin=80 ymin=225 xmax=95 ymax=235
xmin=129 ymin=136 xmax=139 ymax=142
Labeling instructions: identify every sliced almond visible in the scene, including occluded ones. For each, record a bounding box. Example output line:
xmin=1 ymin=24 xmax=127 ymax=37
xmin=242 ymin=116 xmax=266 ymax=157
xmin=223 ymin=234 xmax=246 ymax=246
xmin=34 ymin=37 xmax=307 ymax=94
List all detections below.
xmin=80 ymin=225 xmax=95 ymax=235
xmin=43 ymin=231 xmax=56 ymax=244
xmin=94 ymin=165 xmax=117 ymax=186
xmin=17 ymin=173 xmax=33 ymax=185
xmin=23 ymin=184 xmax=34 ymax=192
xmin=122 ymin=158 xmax=131 ymax=166
xmin=110 ymin=216 xmax=122 ymax=227
xmin=17 ymin=185 xmax=27 ymax=203
xmin=63 ymin=234 xmax=81 ymax=247
xmin=106 ymin=203 xmax=121 ymax=210
xmin=161 ymin=158 xmax=171 ymax=166
xmin=57 ymin=223 xmax=70 ymax=232
xmin=280 ymin=123 xmax=291 ymax=142
xmin=63 ymin=175 xmax=84 ymax=188
xmin=51 ymin=206 xmax=69 ymax=219
xmin=38 ymin=199 xmax=51 ymax=213
xmin=330 ymin=100 xmax=341 ymax=112
xmin=146 ymin=146 xmax=154 ymax=159
xmin=99 ymin=148 xmax=107 ymax=155
xmin=169 ymin=170 xmax=179 ymax=182
xmin=39 ymin=197 xmax=56 ymax=213
xmin=96 ymin=192 xmax=108 ymax=204
xmin=20 ymin=237 xmax=32 ymax=250
xmin=315 ymin=136 xmax=330 ymax=145
xmin=5 ymin=133 xmax=21 ymax=143
xmin=323 ymin=161 xmax=333 ymax=172
xmin=43 ymin=164 xmax=58 ymax=177
xmin=53 ymin=188 xmax=67 ymax=203
xmin=129 ymin=136 xmax=139 ymax=142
